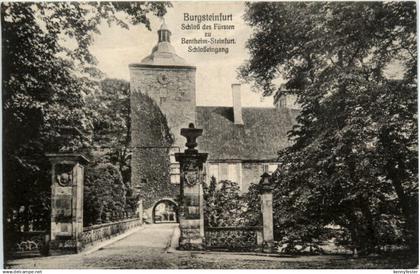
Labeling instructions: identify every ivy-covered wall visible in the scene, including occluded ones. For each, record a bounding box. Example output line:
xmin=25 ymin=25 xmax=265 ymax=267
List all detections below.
xmin=130 ymin=91 xmax=178 ymax=210
xmin=134 ymin=148 xmax=179 ymax=210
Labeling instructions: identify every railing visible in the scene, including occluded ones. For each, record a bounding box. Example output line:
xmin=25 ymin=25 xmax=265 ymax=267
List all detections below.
xmin=204 ymin=226 xmax=263 ymax=251
xmin=80 ymin=218 xmax=142 ymax=248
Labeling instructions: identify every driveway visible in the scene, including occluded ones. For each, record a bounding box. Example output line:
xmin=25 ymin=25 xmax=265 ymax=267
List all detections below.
xmin=5 ymin=223 xmax=416 ymax=269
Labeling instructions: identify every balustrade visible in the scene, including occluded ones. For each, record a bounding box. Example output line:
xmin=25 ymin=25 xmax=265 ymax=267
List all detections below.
xmin=80 ymin=218 xmax=142 ymax=248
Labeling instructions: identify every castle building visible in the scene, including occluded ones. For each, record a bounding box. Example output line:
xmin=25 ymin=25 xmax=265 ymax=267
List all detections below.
xmin=129 ymin=23 xmax=299 ymax=222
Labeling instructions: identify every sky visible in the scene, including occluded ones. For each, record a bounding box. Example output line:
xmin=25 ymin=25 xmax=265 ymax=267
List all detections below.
xmin=89 ymin=1 xmax=275 ymax=107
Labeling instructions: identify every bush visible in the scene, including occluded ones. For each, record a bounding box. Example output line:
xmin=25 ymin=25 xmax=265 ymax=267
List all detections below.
xmin=203 ymin=177 xmax=248 ymax=227
xmin=84 ymin=163 xmax=126 ymax=226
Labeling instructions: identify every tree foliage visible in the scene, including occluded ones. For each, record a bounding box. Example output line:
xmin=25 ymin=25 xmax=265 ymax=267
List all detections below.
xmin=241 ymin=182 xmax=261 ymax=227
xmin=240 ymin=2 xmax=417 ymax=254
xmin=84 ymin=163 xmax=126 ymax=226
xmin=3 ymin=2 xmax=170 ymax=231
xmin=84 ymin=78 xmax=143 ymax=222
xmin=203 ymin=177 xmax=248 ymax=227
xmin=85 ymin=78 xmax=138 ymax=215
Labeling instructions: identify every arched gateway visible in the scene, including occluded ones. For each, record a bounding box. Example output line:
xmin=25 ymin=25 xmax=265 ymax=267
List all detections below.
xmin=152 ymin=199 xmax=178 ymax=223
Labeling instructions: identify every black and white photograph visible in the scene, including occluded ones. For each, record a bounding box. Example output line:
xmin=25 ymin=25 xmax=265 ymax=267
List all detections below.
xmin=2 ymin=1 xmax=418 ymax=270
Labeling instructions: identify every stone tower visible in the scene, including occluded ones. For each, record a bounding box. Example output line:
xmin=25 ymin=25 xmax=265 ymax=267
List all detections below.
xmin=129 ymin=22 xmax=196 ymax=218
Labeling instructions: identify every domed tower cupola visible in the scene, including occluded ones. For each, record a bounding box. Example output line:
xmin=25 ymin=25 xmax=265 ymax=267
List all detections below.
xmin=158 ymin=21 xmax=171 ymax=43
xmin=140 ymin=20 xmax=188 ymax=66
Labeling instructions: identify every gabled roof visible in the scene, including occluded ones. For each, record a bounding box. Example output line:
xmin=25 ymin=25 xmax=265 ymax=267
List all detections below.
xmin=196 ymin=106 xmax=299 ymax=161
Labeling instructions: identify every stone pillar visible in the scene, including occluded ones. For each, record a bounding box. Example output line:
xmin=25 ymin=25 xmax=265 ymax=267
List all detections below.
xmin=47 ymin=153 xmax=89 ymax=255
xmin=260 ymin=172 xmax=274 ymax=253
xmin=137 ymin=199 xmax=143 ymax=223
xmin=175 ymin=123 xmax=208 ymax=250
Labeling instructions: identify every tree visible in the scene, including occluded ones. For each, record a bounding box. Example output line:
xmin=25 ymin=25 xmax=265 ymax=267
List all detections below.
xmin=2 ymin=2 xmax=170 ymax=231
xmin=84 ymin=163 xmax=126 ymax=226
xmin=241 ymin=182 xmax=261 ymax=227
xmin=85 ymin=78 xmax=136 ymax=214
xmin=240 ymin=2 xmax=417 ymax=254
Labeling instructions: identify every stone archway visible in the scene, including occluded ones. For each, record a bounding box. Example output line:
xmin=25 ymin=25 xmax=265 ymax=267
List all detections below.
xmin=152 ymin=199 xmax=178 ymax=223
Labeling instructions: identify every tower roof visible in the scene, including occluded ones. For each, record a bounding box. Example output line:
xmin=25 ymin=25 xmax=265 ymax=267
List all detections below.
xmin=159 ymin=20 xmax=169 ymax=31
xmin=140 ymin=21 xmax=188 ymax=66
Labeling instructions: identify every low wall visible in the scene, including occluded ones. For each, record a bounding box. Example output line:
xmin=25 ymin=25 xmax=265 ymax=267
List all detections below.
xmin=5 ymin=231 xmax=49 ymax=259
xmin=204 ymin=226 xmax=263 ymax=251
xmin=80 ymin=218 xmax=142 ymax=248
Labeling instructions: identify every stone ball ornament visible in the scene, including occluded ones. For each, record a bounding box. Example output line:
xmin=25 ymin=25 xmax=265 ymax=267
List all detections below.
xmin=260 ymin=172 xmax=274 ymax=193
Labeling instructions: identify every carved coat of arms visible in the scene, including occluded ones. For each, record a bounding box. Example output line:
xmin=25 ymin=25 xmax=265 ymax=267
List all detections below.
xmin=55 ymin=164 xmax=73 ymax=187
xmin=184 ymin=171 xmax=199 ymax=187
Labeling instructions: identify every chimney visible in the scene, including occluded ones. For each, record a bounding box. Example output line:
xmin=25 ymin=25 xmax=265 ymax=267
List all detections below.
xmin=232 ymin=84 xmax=243 ymax=125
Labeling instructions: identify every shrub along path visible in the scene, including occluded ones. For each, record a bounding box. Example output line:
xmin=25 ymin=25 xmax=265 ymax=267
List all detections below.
xmin=5 ymin=223 xmax=417 ymax=269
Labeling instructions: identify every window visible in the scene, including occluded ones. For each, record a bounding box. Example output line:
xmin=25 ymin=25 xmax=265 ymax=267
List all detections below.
xmin=263 ymin=163 xmax=279 ymax=174
xmin=277 ymin=96 xmax=287 ymax=108
xmin=207 ymin=163 xmax=243 ymax=191
xmin=208 ymin=164 xmax=219 ymax=182
xmin=159 ymin=97 xmax=166 ymax=105
xmin=219 ymin=163 xmax=228 ymax=181
xmin=169 ymin=153 xmax=176 ymax=163
xmin=170 ymin=174 xmax=180 ymax=184
xmin=268 ymin=164 xmax=278 ymax=174
xmin=228 ymin=164 xmax=238 ymax=183
xmin=169 ymin=147 xmax=180 ymax=184
xmin=170 ymin=164 xmax=180 ymax=184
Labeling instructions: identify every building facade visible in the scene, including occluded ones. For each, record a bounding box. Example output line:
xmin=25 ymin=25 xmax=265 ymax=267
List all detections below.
xmin=129 ymin=23 xmax=299 ymax=222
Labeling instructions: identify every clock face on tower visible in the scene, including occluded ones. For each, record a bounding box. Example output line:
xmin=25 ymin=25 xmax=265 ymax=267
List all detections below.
xmin=157 ymin=73 xmax=169 ymax=85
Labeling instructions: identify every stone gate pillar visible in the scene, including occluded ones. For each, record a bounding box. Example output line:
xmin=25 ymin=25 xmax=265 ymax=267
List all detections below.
xmin=137 ymin=199 xmax=143 ymax=223
xmin=46 ymin=153 xmax=89 ymax=255
xmin=175 ymin=123 xmax=208 ymax=250
xmin=260 ymin=172 xmax=274 ymax=253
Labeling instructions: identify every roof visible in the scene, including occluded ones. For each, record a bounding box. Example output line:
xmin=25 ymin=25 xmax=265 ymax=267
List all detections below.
xmin=139 ymin=23 xmax=189 ymax=66
xmin=140 ymin=42 xmax=188 ymax=66
xmin=159 ymin=21 xmax=169 ymax=31
xmin=196 ymin=106 xmax=299 ymax=161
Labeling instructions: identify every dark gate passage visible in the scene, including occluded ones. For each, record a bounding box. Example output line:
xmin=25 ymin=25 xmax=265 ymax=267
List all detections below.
xmin=152 ymin=200 xmax=178 ymax=223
